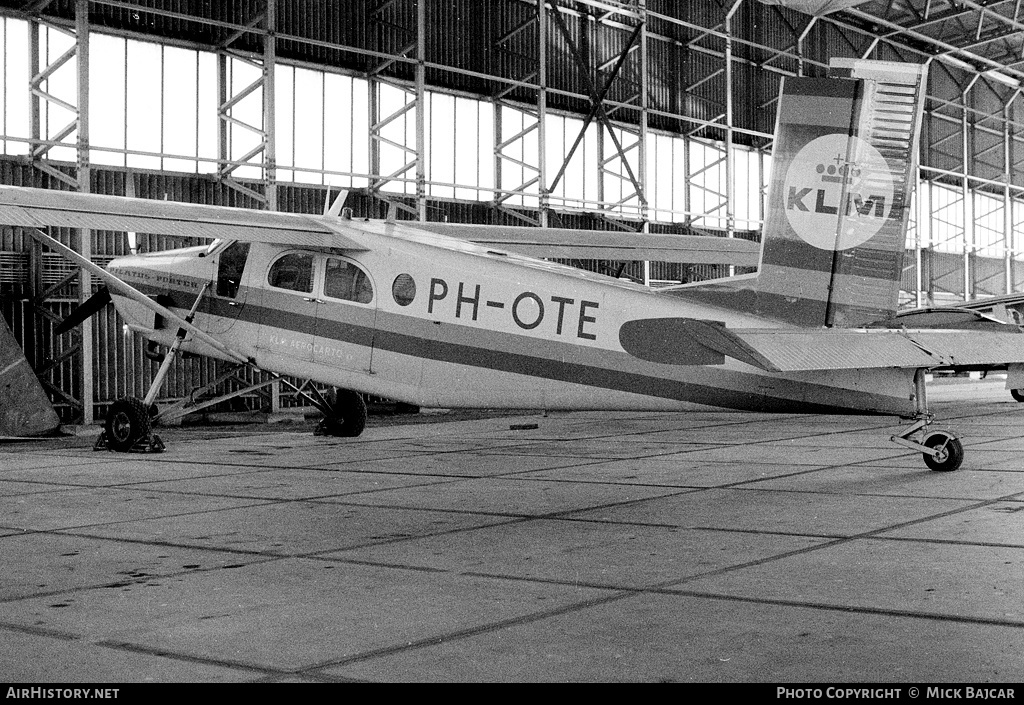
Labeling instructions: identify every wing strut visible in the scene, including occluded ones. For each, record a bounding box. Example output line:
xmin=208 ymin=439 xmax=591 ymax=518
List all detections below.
xmin=144 ymin=282 xmax=211 ymax=407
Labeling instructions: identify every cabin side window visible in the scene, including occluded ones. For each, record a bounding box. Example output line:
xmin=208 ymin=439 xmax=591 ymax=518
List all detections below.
xmin=268 ymin=252 xmax=314 ymax=293
xmin=215 ymin=241 xmax=250 ymax=298
xmin=323 ymin=257 xmax=373 ymax=304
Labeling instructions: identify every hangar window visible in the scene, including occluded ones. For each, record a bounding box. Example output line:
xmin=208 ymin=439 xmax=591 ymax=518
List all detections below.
xmin=324 ymin=257 xmax=373 ymax=304
xmin=268 ymin=252 xmax=314 ymax=293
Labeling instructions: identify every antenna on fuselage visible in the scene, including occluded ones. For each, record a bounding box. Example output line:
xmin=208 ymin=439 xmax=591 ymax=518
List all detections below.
xmin=323 ymin=185 xmax=350 ymax=218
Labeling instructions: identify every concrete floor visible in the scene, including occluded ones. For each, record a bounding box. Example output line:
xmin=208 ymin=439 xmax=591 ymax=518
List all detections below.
xmin=1 ymin=377 xmax=1023 ymax=683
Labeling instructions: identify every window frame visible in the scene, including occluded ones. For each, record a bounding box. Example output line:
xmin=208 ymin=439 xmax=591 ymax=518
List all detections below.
xmin=319 ymin=255 xmax=376 ymax=306
xmin=266 ymin=250 xmax=317 ymax=295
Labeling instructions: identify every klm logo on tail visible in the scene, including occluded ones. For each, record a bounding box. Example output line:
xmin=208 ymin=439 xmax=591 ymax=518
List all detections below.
xmin=678 ymin=63 xmax=925 ymax=328
xmin=782 ymin=134 xmax=893 ymax=252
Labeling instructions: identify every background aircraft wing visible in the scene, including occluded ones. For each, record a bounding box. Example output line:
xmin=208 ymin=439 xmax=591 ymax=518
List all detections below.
xmin=621 ymin=317 xmax=1024 ymax=372
xmin=415 ymin=222 xmax=760 ymax=266
xmin=895 ymin=293 xmax=1024 ymax=329
xmin=0 ymin=185 xmax=369 ymax=251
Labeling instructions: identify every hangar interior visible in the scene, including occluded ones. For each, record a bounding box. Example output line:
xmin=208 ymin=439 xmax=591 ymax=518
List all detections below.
xmin=1 ymin=0 xmax=1023 ymax=425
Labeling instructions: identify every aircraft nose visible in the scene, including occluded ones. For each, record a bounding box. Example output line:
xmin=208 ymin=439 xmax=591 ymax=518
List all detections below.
xmin=106 ymin=253 xmax=153 ymax=289
xmin=107 ymin=253 xmax=142 ymax=272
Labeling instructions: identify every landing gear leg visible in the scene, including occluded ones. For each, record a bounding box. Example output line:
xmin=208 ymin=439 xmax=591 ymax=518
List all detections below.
xmin=889 ymin=369 xmax=964 ymax=472
xmin=314 ymin=388 xmax=367 ymax=438
xmin=95 ymin=283 xmax=210 ymax=453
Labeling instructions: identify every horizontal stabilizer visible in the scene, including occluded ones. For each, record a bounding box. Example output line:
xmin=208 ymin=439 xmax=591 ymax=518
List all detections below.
xmin=0 ymin=186 xmax=368 ymax=251
xmin=416 ymin=223 xmax=760 ymax=266
xmin=621 ymin=318 xmax=1024 ymax=372
xmin=728 ymin=328 xmax=1024 ymax=371
xmin=722 ymin=329 xmax=937 ymax=371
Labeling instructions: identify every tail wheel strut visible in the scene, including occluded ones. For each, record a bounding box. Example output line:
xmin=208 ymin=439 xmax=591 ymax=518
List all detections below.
xmin=889 ymin=370 xmax=964 ymax=472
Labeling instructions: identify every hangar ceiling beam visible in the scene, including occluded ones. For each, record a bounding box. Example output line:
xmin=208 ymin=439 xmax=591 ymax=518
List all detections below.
xmin=842 ymin=5 xmax=1024 ymax=81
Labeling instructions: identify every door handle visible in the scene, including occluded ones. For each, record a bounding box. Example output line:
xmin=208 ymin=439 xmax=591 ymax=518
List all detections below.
xmin=303 ymin=297 xmax=324 ymax=304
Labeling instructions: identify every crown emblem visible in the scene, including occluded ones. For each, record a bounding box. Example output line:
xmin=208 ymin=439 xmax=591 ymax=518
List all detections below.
xmin=816 ymin=153 xmax=860 ymax=184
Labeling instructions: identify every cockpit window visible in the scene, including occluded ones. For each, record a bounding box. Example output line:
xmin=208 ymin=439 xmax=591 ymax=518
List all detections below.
xmin=268 ymin=252 xmax=314 ymax=293
xmin=216 ymin=241 xmax=250 ymax=298
xmin=324 ymin=257 xmax=373 ymax=304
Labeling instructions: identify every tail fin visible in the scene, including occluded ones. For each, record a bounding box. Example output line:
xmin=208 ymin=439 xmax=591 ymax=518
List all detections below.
xmin=752 ymin=59 xmax=926 ymax=327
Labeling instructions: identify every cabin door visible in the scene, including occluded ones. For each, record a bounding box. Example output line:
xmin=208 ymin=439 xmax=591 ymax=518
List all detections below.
xmin=204 ymin=241 xmax=250 ymax=334
xmin=311 ymin=255 xmax=377 ymax=374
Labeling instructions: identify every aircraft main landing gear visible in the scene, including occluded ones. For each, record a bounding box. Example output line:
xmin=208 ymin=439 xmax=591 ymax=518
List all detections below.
xmin=315 ymin=388 xmax=367 ymax=438
xmin=95 ymin=397 xmax=165 ymax=453
xmin=889 ymin=370 xmax=964 ymax=472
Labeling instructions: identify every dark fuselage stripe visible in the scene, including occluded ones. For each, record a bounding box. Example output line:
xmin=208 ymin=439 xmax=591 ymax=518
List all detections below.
xmin=133 ymin=283 xmax=899 ymax=415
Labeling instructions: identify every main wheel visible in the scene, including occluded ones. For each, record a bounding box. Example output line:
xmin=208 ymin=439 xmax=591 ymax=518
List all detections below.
xmin=104 ymin=397 xmax=152 ymax=452
xmin=922 ymin=432 xmax=964 ymax=472
xmin=1011 ymin=389 xmax=1024 ymax=402
xmin=316 ymin=389 xmax=367 ymax=438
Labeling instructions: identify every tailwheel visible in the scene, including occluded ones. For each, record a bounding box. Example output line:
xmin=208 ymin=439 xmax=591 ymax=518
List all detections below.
xmin=315 ymin=389 xmax=367 ymax=438
xmin=99 ymin=397 xmax=164 ymax=453
xmin=922 ymin=432 xmax=964 ymax=473
xmin=889 ymin=370 xmax=964 ymax=472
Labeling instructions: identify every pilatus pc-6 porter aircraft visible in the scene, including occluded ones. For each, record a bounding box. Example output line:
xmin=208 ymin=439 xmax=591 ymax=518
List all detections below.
xmin=3 ymin=58 xmax=1023 ymax=472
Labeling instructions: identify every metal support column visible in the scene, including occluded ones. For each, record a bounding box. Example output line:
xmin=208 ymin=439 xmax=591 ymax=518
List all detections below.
xmin=548 ymin=1 xmax=646 ymax=231
xmin=368 ymin=0 xmax=424 ymax=220
xmin=491 ymin=0 xmax=544 ymax=226
xmin=216 ymin=1 xmax=276 ymax=207
xmin=264 ymin=0 xmax=277 ymax=212
xmin=962 ymin=82 xmax=975 ymax=301
xmin=638 ymin=0 xmax=650 ymax=285
xmin=1005 ymin=99 xmax=1015 ymax=296
xmin=26 ymin=1 xmax=92 ymax=423
xmin=76 ymin=0 xmax=91 ymax=424
xmin=415 ymin=0 xmax=426 ymax=221
xmin=724 ymin=0 xmax=742 ymax=276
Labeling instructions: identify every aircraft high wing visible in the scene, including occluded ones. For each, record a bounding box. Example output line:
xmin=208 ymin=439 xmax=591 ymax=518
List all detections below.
xmin=0 ymin=183 xmax=759 ymax=267
xmin=2 ymin=57 xmax=1018 ymax=473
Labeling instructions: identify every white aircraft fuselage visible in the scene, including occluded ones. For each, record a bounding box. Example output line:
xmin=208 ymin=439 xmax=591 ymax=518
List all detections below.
xmin=107 ymin=219 xmax=918 ymax=418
